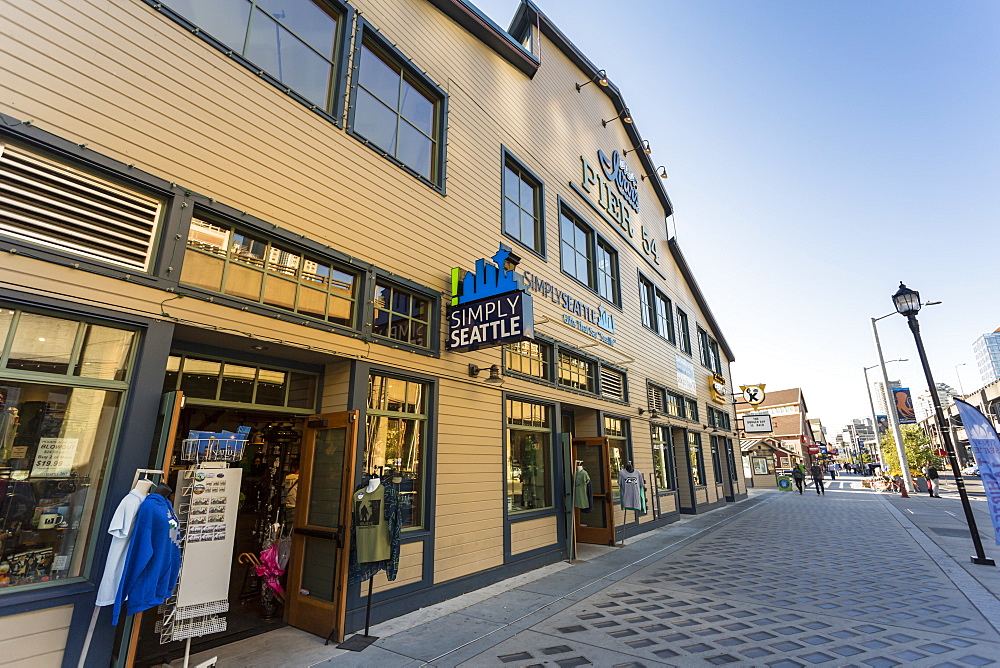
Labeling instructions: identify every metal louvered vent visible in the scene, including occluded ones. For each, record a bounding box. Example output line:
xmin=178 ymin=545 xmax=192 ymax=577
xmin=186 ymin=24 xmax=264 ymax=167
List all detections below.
xmin=647 ymin=384 xmax=664 ymax=412
xmin=0 ymin=144 xmax=162 ymax=271
xmin=600 ymin=367 xmax=624 ymax=401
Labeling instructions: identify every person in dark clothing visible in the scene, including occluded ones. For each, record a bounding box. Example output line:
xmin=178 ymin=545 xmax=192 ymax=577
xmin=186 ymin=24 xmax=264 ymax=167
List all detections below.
xmin=791 ymin=465 xmax=805 ymax=494
xmin=924 ymin=464 xmax=941 ymax=497
xmin=809 ymin=464 xmax=825 ymax=495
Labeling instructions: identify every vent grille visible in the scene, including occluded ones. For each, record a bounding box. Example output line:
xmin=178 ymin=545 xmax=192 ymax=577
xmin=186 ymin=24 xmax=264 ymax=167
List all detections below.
xmin=647 ymin=384 xmax=664 ymax=412
xmin=0 ymin=144 xmax=162 ymax=271
xmin=600 ymin=367 xmax=624 ymax=401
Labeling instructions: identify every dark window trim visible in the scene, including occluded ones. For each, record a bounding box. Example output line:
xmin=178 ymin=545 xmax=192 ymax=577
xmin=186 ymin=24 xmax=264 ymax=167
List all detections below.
xmin=142 ymin=0 xmax=354 ymax=127
xmin=503 ymin=338 xmax=553 ymax=382
xmin=646 ymin=380 xmax=699 ymax=424
xmin=650 ymin=421 xmax=677 ymax=494
xmin=178 ymin=205 xmax=368 ymax=334
xmin=500 ymin=146 xmax=546 ymax=260
xmin=503 ymin=393 xmax=559 ymax=524
xmin=556 ymin=197 xmax=622 ymax=311
xmin=637 ymin=270 xmax=676 ymax=345
xmin=676 ymin=307 xmax=692 ymax=356
xmin=502 ymin=334 xmax=629 ymax=405
xmin=347 ymin=20 xmax=449 ymax=193
xmin=368 ymin=271 xmax=441 ymax=356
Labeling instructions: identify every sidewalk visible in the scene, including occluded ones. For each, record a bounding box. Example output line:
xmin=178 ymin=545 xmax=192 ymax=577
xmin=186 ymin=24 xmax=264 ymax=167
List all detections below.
xmin=172 ymin=476 xmax=1000 ymax=667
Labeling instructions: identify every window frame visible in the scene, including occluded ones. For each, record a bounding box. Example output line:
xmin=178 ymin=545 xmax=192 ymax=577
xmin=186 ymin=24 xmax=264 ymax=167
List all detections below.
xmin=364 ymin=371 xmax=432 ymax=531
xmin=503 ymin=339 xmax=552 ymax=381
xmin=347 ymin=21 xmax=448 ymax=191
xmin=145 ymin=0 xmax=354 ymax=126
xmin=710 ymin=436 xmax=723 ymax=484
xmin=505 ymin=337 xmax=628 ymax=404
xmin=505 ymin=396 xmax=556 ymax=517
xmin=698 ymin=326 xmax=721 ymax=373
xmin=638 ymin=273 xmax=675 ymax=344
xmin=558 ymin=203 xmax=621 ymax=307
xmin=501 ymin=148 xmax=546 ymax=258
xmin=676 ymin=308 xmax=692 ymax=354
xmin=688 ymin=431 xmax=706 ymax=487
xmin=370 ymin=278 xmax=437 ymax=353
xmin=180 ymin=214 xmax=362 ymax=331
xmin=651 ymin=423 xmax=676 ymax=492
xmin=557 ymin=349 xmax=596 ymax=393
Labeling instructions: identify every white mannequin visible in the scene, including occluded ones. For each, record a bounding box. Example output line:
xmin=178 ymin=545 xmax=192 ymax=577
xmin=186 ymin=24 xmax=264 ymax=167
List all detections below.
xmin=133 ymin=478 xmax=154 ymax=495
xmin=365 ymin=476 xmax=381 ymax=493
xmin=576 ymin=461 xmax=584 ymax=471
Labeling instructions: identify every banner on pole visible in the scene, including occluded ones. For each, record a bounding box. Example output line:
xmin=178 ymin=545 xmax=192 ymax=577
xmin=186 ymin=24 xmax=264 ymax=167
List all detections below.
xmin=953 ymin=399 xmax=1000 ymax=547
xmin=893 ymin=387 xmax=916 ymax=424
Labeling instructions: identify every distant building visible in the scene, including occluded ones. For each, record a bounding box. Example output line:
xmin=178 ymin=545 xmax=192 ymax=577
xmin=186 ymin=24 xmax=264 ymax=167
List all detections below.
xmin=735 ymin=388 xmax=815 ymax=463
xmin=973 ymin=329 xmax=1000 ymax=386
xmin=875 ymin=380 xmax=901 ymax=416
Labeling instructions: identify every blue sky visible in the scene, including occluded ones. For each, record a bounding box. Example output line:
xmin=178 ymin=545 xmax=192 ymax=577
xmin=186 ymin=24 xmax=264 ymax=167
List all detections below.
xmin=472 ymin=0 xmax=1000 ymax=436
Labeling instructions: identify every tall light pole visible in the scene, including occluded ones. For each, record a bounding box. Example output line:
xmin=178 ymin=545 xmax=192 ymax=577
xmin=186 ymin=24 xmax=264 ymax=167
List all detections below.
xmin=864 ymin=359 xmax=906 ymax=471
xmin=872 ymin=312 xmax=916 ymax=491
xmin=892 ymin=283 xmax=994 ymax=566
xmin=955 ymin=363 xmax=967 ymax=397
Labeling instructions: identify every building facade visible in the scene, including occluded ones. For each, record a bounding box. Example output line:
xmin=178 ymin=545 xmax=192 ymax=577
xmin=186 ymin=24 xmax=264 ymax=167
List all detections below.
xmin=0 ymin=0 xmax=745 ymax=665
xmin=736 ymin=388 xmax=814 ymax=465
xmin=973 ymin=330 xmax=1000 ymax=386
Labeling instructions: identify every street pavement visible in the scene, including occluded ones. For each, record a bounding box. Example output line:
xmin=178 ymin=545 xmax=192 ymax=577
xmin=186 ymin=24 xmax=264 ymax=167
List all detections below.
xmin=175 ymin=474 xmax=1000 ymax=667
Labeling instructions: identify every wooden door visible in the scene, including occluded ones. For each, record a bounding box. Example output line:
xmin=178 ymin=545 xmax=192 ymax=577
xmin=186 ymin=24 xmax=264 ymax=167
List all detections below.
xmin=287 ymin=411 xmax=358 ymax=641
xmin=572 ymin=437 xmax=615 ymax=546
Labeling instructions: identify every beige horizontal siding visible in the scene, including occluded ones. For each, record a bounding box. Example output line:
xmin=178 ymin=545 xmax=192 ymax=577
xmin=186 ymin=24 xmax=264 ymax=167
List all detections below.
xmin=370 ymin=541 xmax=422 ymax=593
xmin=511 ymin=516 xmax=557 ymax=555
xmin=0 ymin=605 xmax=72 ymax=667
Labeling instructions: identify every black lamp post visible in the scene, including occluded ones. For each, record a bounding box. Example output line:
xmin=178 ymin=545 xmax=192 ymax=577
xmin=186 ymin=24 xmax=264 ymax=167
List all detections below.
xmin=892 ymin=282 xmax=995 ymax=566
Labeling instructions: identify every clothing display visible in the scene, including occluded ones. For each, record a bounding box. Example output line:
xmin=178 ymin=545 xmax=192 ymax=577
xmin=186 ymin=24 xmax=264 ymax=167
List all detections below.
xmin=619 ymin=467 xmax=647 ymax=514
xmin=112 ymin=493 xmax=181 ymax=624
xmin=95 ymin=488 xmax=147 ymax=606
xmin=348 ymin=479 xmax=402 ymax=585
xmin=573 ymin=467 xmax=593 ymax=512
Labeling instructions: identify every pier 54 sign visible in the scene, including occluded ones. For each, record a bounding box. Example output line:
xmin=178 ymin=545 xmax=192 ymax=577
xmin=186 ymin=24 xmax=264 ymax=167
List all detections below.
xmin=448 ymin=248 xmax=534 ymax=352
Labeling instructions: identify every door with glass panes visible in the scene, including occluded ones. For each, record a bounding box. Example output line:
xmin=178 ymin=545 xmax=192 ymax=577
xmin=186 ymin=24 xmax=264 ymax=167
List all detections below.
xmin=286 ymin=411 xmax=358 ymax=641
xmin=572 ymin=437 xmax=615 ymax=545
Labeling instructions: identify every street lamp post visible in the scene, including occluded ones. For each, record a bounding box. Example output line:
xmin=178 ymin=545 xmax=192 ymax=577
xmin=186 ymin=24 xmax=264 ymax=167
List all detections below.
xmin=892 ymin=283 xmax=995 ymax=566
xmin=955 ymin=363 xmax=967 ymax=398
xmin=864 ymin=359 xmax=906 ymax=474
xmin=871 ymin=313 xmax=916 ymax=492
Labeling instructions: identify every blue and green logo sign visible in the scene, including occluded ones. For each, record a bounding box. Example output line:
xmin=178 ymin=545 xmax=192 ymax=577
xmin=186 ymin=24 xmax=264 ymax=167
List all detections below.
xmin=448 ymin=247 xmax=534 ymax=352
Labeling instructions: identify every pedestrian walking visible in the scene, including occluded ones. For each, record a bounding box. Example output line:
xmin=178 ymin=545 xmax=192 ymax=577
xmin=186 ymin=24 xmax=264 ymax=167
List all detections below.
xmin=810 ymin=463 xmax=825 ymax=495
xmin=827 ymin=463 xmax=837 ymax=480
xmin=791 ymin=465 xmax=805 ymax=494
xmin=924 ymin=463 xmax=941 ymax=497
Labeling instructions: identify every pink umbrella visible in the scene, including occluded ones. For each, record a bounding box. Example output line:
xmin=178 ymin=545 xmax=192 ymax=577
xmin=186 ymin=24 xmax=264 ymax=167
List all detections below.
xmin=254 ymin=543 xmax=285 ymax=599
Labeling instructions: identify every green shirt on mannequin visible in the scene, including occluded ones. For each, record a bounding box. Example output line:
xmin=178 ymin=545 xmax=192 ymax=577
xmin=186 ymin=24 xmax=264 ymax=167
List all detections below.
xmin=354 ymin=484 xmax=390 ymax=563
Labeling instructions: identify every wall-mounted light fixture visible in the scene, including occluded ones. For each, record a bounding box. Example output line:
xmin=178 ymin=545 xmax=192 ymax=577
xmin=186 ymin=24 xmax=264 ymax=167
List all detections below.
xmin=601 ymin=108 xmax=632 ymax=127
xmin=638 ymin=408 xmax=645 ymax=415
xmin=576 ymin=69 xmax=609 ymax=92
xmin=641 ymin=166 xmax=668 ymax=181
xmin=650 ymin=410 xmax=659 ymax=419
xmin=623 ymin=140 xmax=651 ymax=158
xmin=469 ymin=363 xmax=504 ymax=384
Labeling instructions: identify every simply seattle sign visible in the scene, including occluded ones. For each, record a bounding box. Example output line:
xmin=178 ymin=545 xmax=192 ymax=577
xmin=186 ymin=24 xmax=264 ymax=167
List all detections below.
xmin=447 ymin=248 xmax=534 ymax=352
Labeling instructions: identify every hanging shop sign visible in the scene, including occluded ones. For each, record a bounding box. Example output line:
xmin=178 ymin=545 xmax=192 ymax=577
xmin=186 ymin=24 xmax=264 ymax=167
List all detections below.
xmin=740 ymin=384 xmax=766 ymax=407
xmin=520 ymin=270 xmax=616 ymax=346
xmin=709 ymin=373 xmax=728 ymax=403
xmin=448 ymin=247 xmax=534 ymax=352
xmin=578 ymin=151 xmax=660 ymax=265
xmin=743 ymin=414 xmax=773 ymax=434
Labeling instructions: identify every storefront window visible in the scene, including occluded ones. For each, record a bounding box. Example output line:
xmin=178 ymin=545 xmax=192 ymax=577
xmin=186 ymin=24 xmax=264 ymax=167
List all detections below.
xmin=506 ymin=399 xmax=552 ymax=512
xmin=689 ymin=432 xmax=704 ymax=486
xmin=651 ymin=425 xmax=674 ymax=491
xmin=605 ymin=416 xmax=628 ymax=503
xmin=0 ymin=307 xmax=134 ymax=593
xmin=366 ymin=375 xmax=427 ymax=529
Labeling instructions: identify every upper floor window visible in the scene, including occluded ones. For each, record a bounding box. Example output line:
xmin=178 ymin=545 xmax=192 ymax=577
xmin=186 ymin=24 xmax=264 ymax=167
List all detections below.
xmin=160 ymin=0 xmax=345 ymax=113
xmin=181 ymin=218 xmax=359 ymax=327
xmin=559 ymin=207 xmax=619 ymax=305
xmin=558 ymin=350 xmax=595 ymax=393
xmin=372 ymin=282 xmax=431 ymax=348
xmin=638 ymin=276 xmax=674 ymax=342
xmin=502 ymin=153 xmax=544 ymax=255
xmin=504 ymin=340 xmax=551 ymax=380
xmin=164 ymin=353 xmax=318 ymax=409
xmin=698 ymin=326 xmax=721 ymax=373
xmin=351 ymin=33 xmax=445 ymax=185
xmin=676 ymin=309 xmax=691 ymax=354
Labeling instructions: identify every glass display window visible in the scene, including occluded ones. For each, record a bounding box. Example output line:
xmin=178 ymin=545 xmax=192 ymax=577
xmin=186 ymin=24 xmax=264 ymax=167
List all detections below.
xmin=0 ymin=307 xmax=134 ymax=593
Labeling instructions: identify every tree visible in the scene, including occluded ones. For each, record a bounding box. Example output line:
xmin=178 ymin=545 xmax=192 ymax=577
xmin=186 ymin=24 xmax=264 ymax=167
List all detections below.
xmin=879 ymin=425 xmax=940 ymax=475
